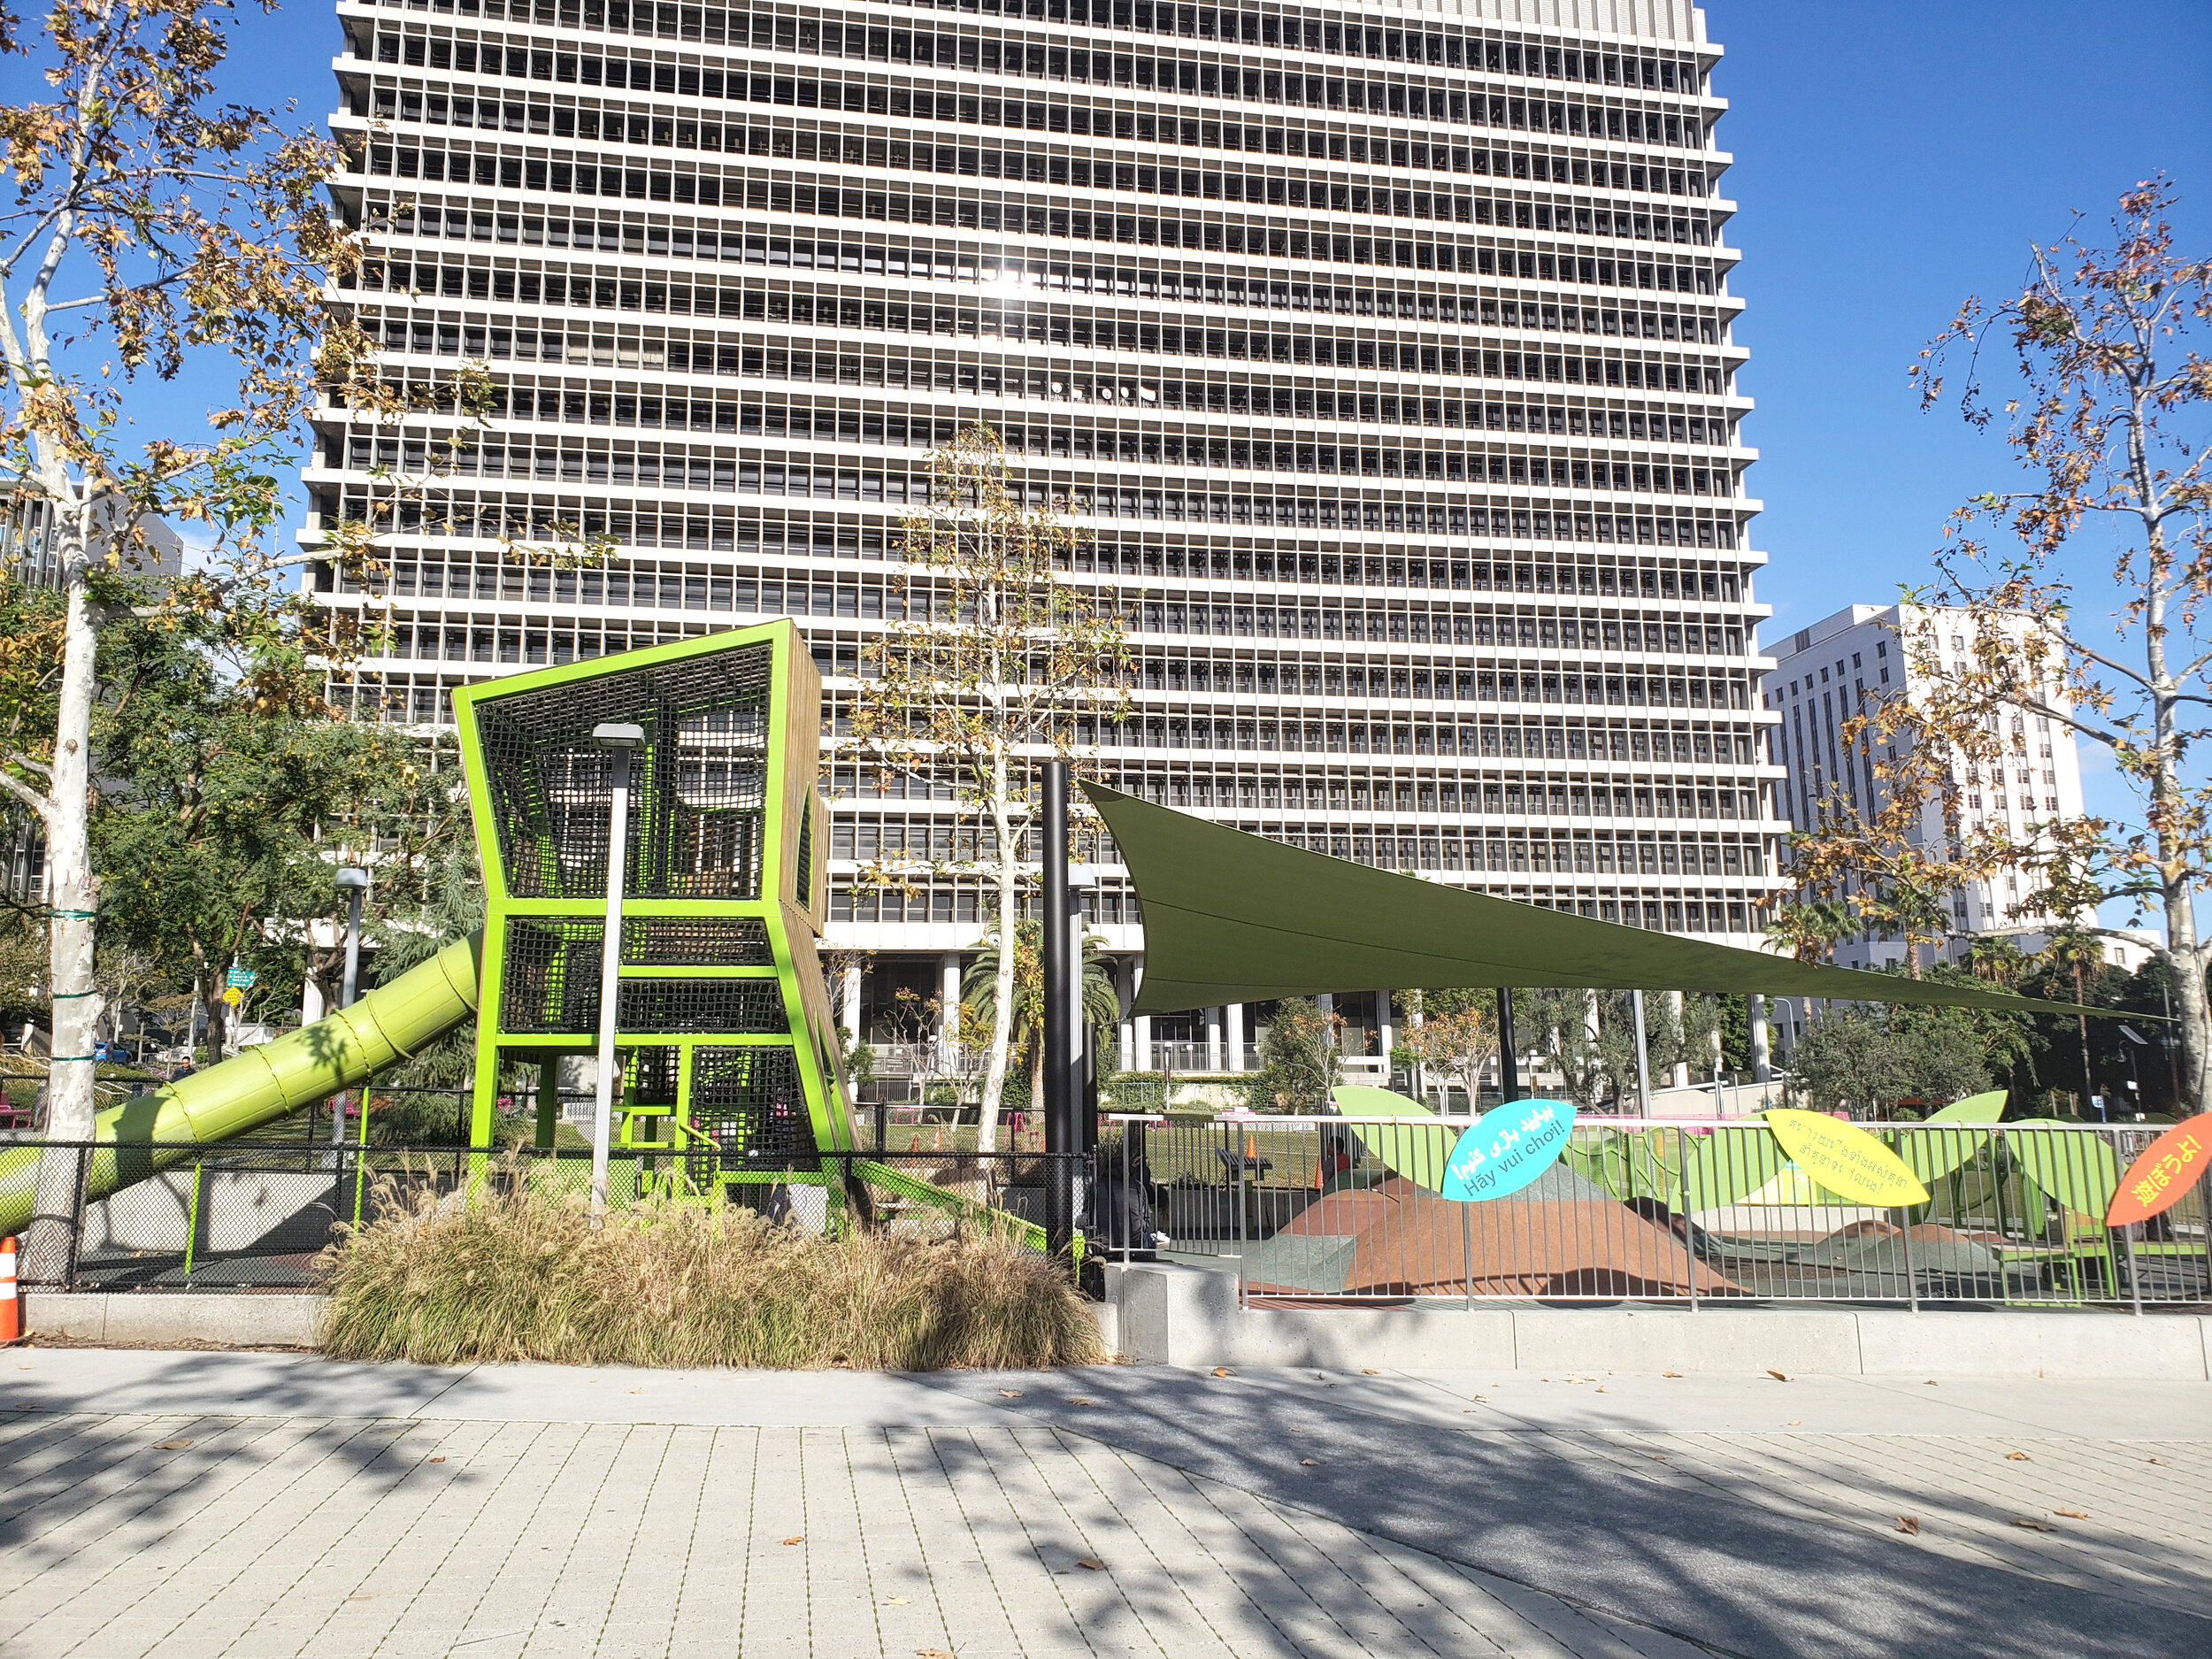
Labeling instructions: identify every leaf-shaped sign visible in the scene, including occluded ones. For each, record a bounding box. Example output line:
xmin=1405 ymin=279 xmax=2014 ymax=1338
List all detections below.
xmin=1927 ymin=1090 xmax=2008 ymax=1124
xmin=1678 ymin=1124 xmax=1789 ymax=1211
xmin=2004 ymin=1122 xmax=2120 ymax=1219
xmin=1900 ymin=1090 xmax=2008 ymax=1187
xmin=1440 ymin=1098 xmax=1577 ymax=1202
xmin=1331 ymin=1085 xmax=1455 ymax=1193
xmin=2105 ymin=1114 xmax=2210 ymax=1228
xmin=1765 ymin=1110 xmax=1930 ymax=1209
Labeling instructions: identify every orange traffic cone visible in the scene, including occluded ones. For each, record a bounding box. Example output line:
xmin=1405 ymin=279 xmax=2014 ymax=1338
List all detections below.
xmin=1245 ymin=1132 xmax=1258 ymax=1164
xmin=1 ymin=1235 xmax=19 ymax=1343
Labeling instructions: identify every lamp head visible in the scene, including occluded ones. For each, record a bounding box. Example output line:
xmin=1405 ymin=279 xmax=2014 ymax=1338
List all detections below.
xmin=591 ymin=721 xmax=647 ymax=752
xmin=334 ymin=866 xmax=370 ymax=891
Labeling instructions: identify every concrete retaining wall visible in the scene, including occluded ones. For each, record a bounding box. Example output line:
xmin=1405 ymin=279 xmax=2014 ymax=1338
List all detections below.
xmin=1103 ymin=1261 xmax=2212 ymax=1380
xmin=27 ymin=1291 xmax=326 ymax=1349
xmin=24 ymin=1272 xmax=2212 ymax=1380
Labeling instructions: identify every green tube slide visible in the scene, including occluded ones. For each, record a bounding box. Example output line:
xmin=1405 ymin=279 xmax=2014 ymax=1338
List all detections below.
xmin=0 ymin=935 xmax=482 ymax=1237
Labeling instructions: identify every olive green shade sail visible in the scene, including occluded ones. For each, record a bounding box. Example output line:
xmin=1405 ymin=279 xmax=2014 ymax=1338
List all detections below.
xmin=1085 ymin=783 xmax=2107 ymax=1020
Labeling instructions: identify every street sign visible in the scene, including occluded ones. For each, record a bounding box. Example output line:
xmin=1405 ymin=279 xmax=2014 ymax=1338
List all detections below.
xmin=225 ymin=966 xmax=256 ymax=990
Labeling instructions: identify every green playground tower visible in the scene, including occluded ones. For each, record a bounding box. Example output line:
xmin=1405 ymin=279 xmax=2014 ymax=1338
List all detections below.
xmin=452 ymin=620 xmax=856 ymax=1199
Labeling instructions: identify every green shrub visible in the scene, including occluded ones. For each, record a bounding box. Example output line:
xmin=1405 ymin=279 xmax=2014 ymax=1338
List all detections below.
xmin=318 ymin=1171 xmax=1104 ymax=1371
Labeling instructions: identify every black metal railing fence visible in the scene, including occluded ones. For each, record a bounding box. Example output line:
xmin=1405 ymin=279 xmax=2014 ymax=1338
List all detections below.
xmin=1097 ymin=1114 xmax=2212 ymax=1312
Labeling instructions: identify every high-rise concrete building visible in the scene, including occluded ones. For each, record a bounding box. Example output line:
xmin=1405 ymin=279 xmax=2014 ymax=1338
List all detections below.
xmin=309 ymin=0 xmax=1786 ymax=1078
xmin=1764 ymin=603 xmax=2088 ymax=1018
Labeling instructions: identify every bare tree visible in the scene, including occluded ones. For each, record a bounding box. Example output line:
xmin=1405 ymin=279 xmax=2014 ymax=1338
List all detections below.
xmin=1398 ymin=995 xmax=1495 ymax=1108
xmin=1900 ymin=180 xmax=2211 ymax=1110
xmin=0 ymin=0 xmax=396 ymax=1155
xmin=849 ymin=426 xmax=1127 ymax=1151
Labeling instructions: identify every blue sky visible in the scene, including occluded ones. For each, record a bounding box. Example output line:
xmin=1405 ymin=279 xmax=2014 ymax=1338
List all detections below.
xmin=1709 ymin=0 xmax=2208 ymax=920
xmin=1715 ymin=0 xmax=2209 ymax=637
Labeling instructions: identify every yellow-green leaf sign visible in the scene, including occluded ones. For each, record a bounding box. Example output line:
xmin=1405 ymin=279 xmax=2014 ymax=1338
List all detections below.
xmin=1765 ymin=1110 xmax=1931 ymax=1209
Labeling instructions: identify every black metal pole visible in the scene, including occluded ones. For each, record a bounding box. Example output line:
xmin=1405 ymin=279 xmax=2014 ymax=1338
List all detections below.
xmin=1495 ymin=986 xmax=1519 ymax=1102
xmin=1041 ymin=760 xmax=1075 ymax=1261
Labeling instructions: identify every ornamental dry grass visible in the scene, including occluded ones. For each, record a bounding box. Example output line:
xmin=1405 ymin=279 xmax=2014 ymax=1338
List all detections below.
xmin=318 ymin=1173 xmax=1104 ymax=1371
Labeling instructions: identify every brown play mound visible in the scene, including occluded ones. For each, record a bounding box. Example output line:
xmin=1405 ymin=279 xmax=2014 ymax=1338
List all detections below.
xmin=1245 ymin=1171 xmax=1742 ymax=1301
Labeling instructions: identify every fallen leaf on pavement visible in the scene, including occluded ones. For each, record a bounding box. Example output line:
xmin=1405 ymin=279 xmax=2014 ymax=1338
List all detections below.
xmin=1663 ymin=1371 xmax=1683 ymax=1379
xmin=998 ymin=1389 xmax=1024 ymax=1398
xmin=1895 ymin=1517 xmax=1919 ymax=1535
xmin=1076 ymin=1557 xmax=1105 ymax=1571
xmin=153 ymin=1440 xmax=193 ymax=1450
xmin=1212 ymin=1367 xmax=1233 ymax=1378
xmin=2013 ymin=1518 xmax=2055 ymax=1532
xmin=429 ymin=1455 xmax=446 ymax=1464
xmin=2150 ymin=1456 xmax=2168 ymax=1465
xmin=1299 ymin=1458 xmax=1318 ymax=1466
xmin=1362 ymin=1368 xmax=1380 ymax=1375
xmin=1765 ymin=1370 xmax=1789 ymax=1382
xmin=918 ymin=1649 xmax=956 ymax=1658
xmin=884 ymin=1597 xmax=910 ymax=1606
xmin=2057 ymin=1509 xmax=2089 ymax=1520
xmin=2006 ymin=1451 xmax=2032 ymax=1462
xmin=1069 ymin=1398 xmax=1095 ymax=1406
xmin=1786 ymin=1420 xmax=1801 ymax=1426
xmin=781 ymin=1536 xmax=804 ymax=1547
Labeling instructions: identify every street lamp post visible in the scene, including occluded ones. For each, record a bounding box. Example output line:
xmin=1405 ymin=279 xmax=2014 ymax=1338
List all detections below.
xmin=588 ymin=723 xmax=647 ymax=1222
xmin=334 ymin=866 xmax=369 ymax=1149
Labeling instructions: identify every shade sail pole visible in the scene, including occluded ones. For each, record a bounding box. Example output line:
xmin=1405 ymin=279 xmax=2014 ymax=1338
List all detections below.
xmin=1632 ymin=989 xmax=1654 ymax=1119
xmin=1495 ymin=987 xmax=1518 ymax=1101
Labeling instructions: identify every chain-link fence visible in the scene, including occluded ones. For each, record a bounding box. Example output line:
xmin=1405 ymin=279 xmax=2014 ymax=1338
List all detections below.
xmin=7 ymin=1139 xmax=1094 ymax=1291
xmin=1100 ymin=1115 xmax=2212 ymax=1311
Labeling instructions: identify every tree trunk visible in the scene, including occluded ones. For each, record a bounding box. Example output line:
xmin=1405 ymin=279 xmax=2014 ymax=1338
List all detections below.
xmin=974 ymin=749 xmax=1018 ymax=1154
xmin=1028 ymin=1034 xmax=1044 ymax=1141
xmin=27 ymin=523 xmax=104 ymax=1280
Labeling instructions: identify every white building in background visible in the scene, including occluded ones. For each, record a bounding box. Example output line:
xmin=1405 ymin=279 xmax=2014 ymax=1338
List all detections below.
xmin=1763 ymin=602 xmax=2092 ymax=1044
xmin=306 ymin=0 xmax=1789 ymax=1081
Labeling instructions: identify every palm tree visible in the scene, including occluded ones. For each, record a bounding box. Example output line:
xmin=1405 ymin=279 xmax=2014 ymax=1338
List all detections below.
xmin=1763 ymin=897 xmax=1855 ymax=965
xmin=1966 ymin=935 xmax=2026 ymax=987
xmin=960 ymin=917 xmax=1120 ymax=1118
xmin=2037 ymin=927 xmax=2105 ymax=1112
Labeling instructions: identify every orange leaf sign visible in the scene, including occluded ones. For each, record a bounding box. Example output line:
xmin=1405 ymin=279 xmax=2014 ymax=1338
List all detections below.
xmin=2105 ymin=1114 xmax=2212 ymax=1228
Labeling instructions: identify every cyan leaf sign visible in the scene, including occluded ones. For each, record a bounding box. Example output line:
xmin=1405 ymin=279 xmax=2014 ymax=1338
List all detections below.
xmin=1440 ymin=1098 xmax=1578 ymax=1202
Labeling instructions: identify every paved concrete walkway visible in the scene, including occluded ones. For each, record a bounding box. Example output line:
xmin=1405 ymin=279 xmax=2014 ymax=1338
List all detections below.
xmin=1 ymin=1350 xmax=2206 ymax=1658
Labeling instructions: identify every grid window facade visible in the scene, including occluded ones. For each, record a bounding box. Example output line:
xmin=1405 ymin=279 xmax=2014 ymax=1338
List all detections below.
xmin=311 ymin=0 xmax=1788 ymax=1012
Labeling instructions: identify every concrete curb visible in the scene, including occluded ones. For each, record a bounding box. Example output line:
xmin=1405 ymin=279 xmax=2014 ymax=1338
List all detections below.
xmin=27 ymin=1279 xmax=2211 ymax=1382
xmin=1102 ymin=1262 xmax=2212 ymax=1380
xmin=27 ymin=1291 xmax=325 ymax=1350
